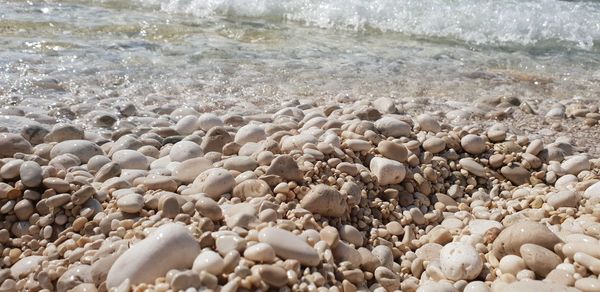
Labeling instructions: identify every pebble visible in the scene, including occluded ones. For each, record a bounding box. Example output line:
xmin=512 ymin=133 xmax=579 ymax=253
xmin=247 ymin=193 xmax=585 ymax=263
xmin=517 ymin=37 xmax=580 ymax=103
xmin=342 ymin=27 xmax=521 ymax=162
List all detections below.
xmin=258 ymin=227 xmax=320 ymax=266
xmin=0 ymin=133 xmax=32 ymax=157
xmin=254 ymin=265 xmax=288 ymax=288
xmin=44 ymin=124 xmax=84 ymax=142
xmin=370 ymin=157 xmax=406 ymax=185
xmin=169 ymin=141 xmax=203 ymax=162
xmin=547 ymin=190 xmax=579 ymax=209
xmin=10 ymin=256 xmax=44 ymax=278
xmin=300 ymin=184 xmax=347 ymax=217
xmin=191 ymin=168 xmax=236 ymax=199
xmin=117 ymin=193 xmax=144 ymax=213
xmin=500 ymin=163 xmax=530 ymax=185
xmin=492 ymin=221 xmax=562 ymax=258
xmin=172 ymin=157 xmax=212 ymax=184
xmin=459 ymin=158 xmax=486 ymax=177
xmin=416 ymin=114 xmax=441 ymax=132
xmin=196 ymin=113 xmax=224 ymax=131
xmin=461 ymin=134 xmax=486 ymax=155
xmin=19 ymin=161 xmax=43 ymax=187
xmin=575 ymin=278 xmax=600 ymax=292
xmin=520 ymin=243 xmax=562 ymax=277
xmin=51 ymin=140 xmax=103 ymax=163
xmin=377 ymin=140 xmax=408 ymax=162
xmin=440 ymin=242 xmax=483 ymax=281
xmin=112 ymin=149 xmax=148 ymax=169
xmin=498 ymin=255 xmax=526 ymax=275
xmin=232 ymin=179 xmax=272 ymax=199
xmin=561 ymin=155 xmax=590 ymax=175
xmin=339 ymin=225 xmax=363 ymax=247
xmin=105 ymin=223 xmax=200 ymax=288
xmin=192 ymin=250 xmax=225 ymax=275
xmin=374 ymin=117 xmax=411 ymax=137
xmin=423 ymin=137 xmax=446 ymax=153
xmin=244 ymin=243 xmax=276 ymax=263
xmin=235 ymin=124 xmax=266 ymax=145
xmin=266 ymin=155 xmax=303 ymax=182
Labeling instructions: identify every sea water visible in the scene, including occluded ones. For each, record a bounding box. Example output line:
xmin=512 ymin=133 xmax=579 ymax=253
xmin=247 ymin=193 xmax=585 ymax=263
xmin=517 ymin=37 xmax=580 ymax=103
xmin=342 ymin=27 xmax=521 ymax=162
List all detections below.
xmin=0 ymin=0 xmax=599 ymax=124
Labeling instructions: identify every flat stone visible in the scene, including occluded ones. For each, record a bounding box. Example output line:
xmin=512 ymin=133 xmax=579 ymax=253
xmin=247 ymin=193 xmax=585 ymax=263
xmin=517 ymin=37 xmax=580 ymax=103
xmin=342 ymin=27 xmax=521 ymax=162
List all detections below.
xmin=10 ymin=255 xmax=44 ymax=278
xmin=258 ymin=227 xmax=320 ymax=266
xmin=106 ymin=223 xmax=200 ymax=288
xmin=300 ymin=184 xmax=347 ymax=217
xmin=561 ymin=155 xmax=590 ymax=175
xmin=44 ymin=124 xmax=84 ymax=143
xmin=223 ymin=156 xmax=258 ymax=172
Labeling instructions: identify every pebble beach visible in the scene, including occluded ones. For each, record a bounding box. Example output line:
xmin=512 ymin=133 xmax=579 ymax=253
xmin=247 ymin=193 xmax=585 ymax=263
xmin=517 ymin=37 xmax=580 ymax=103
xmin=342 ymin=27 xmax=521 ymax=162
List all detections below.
xmin=1 ymin=94 xmax=600 ymax=292
xmin=2 ymin=0 xmax=600 ymax=291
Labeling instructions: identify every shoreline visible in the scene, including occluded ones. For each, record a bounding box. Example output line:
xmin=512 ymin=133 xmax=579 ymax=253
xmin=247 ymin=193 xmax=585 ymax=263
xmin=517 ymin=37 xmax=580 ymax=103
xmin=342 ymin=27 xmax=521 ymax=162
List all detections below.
xmin=0 ymin=95 xmax=599 ymax=291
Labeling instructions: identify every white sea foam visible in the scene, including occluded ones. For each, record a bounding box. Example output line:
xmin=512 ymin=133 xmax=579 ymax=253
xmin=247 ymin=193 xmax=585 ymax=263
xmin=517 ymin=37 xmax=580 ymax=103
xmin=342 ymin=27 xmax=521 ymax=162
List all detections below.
xmin=143 ymin=0 xmax=600 ymax=48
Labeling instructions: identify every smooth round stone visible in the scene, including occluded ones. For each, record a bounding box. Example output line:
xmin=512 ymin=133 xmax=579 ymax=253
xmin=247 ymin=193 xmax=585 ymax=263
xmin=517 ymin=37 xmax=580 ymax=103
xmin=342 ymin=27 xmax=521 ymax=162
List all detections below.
xmin=232 ymin=179 xmax=272 ymax=199
xmin=584 ymin=181 xmax=600 ymax=199
xmin=463 ymin=281 xmax=490 ymax=292
xmin=500 ymin=163 xmax=530 ymax=185
xmin=370 ymin=157 xmax=406 ymax=185
xmin=192 ymin=250 xmax=225 ymax=275
xmin=258 ymin=227 xmax=320 ymax=266
xmin=492 ymin=221 xmax=562 ymax=258
xmin=423 ymin=137 xmax=446 ymax=153
xmin=371 ymin=245 xmax=394 ymax=268
xmin=374 ymin=117 xmax=411 ymax=137
xmin=196 ymin=113 xmax=224 ymax=132
xmin=191 ymin=168 xmax=235 ymax=199
xmin=520 ymin=244 xmax=562 ymax=277
xmin=112 ymin=149 xmax=148 ymax=170
xmin=416 ymin=114 xmax=441 ymax=133
xmin=44 ymin=124 xmax=84 ymax=142
xmin=469 ymin=219 xmax=503 ymax=235
xmin=300 ymin=184 xmax=347 ymax=217
xmin=461 ymin=134 xmax=486 ymax=155
xmin=440 ymin=242 xmax=483 ymax=281
xmin=169 ymin=141 xmax=203 ymax=162
xmin=223 ymin=156 xmax=258 ymax=172
xmin=195 ymin=197 xmax=223 ymax=221
xmin=201 ymin=126 xmax=233 ymax=153
xmin=545 ymin=269 xmax=575 ymax=287
xmin=0 ymin=133 xmax=32 ymax=157
xmin=561 ymin=155 xmax=590 ymax=175
xmin=332 ymin=241 xmax=361 ymax=268
xmin=280 ymin=133 xmax=318 ymax=152
xmin=459 ymin=158 xmax=486 ymax=177
xmin=252 ymin=265 xmax=287 ymax=288
xmin=339 ymin=225 xmax=363 ymax=247
xmin=374 ymin=266 xmax=400 ymax=291
xmin=10 ymin=255 xmax=44 ymax=278
xmin=377 ymin=140 xmax=408 ymax=162
xmin=235 ymin=124 xmax=266 ymax=145
xmin=106 ymin=223 xmax=201 ymax=288
xmin=117 ymin=193 xmax=144 ymax=213
xmin=172 ymin=157 xmax=212 ymax=184
xmin=174 ymin=115 xmax=198 ymax=135
xmin=244 ymin=243 xmax=276 ymax=263
xmin=547 ymin=190 xmax=579 ymax=209
xmin=344 ymin=139 xmax=372 ymax=152
xmin=575 ymin=278 xmax=600 ymax=292
xmin=87 ymin=155 xmax=111 ymax=172
xmin=266 ymin=155 xmax=303 ymax=182
xmin=19 ymin=161 xmax=42 ymax=187
xmin=554 ymin=174 xmax=578 ymax=190
xmin=499 ymin=255 xmax=526 ymax=275
xmin=222 ymin=203 xmax=257 ymax=229
xmin=51 ymin=140 xmax=102 ymax=163
xmin=14 ymin=199 xmax=34 ymax=221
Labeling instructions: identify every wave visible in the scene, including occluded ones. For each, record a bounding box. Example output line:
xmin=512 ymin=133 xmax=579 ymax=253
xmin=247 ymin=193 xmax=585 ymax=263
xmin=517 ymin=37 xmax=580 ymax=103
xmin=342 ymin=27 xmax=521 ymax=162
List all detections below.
xmin=141 ymin=0 xmax=600 ymax=49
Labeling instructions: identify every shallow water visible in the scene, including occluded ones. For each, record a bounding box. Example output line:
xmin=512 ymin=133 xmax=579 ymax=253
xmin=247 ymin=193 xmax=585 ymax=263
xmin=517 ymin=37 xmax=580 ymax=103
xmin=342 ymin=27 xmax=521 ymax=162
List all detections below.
xmin=1 ymin=0 xmax=599 ymax=124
